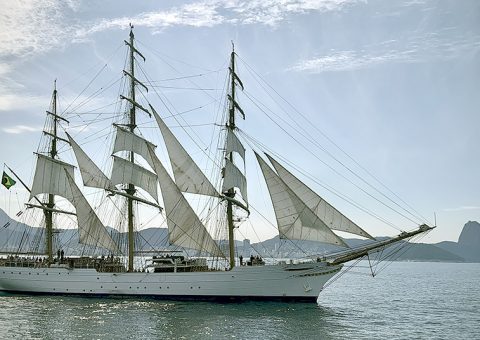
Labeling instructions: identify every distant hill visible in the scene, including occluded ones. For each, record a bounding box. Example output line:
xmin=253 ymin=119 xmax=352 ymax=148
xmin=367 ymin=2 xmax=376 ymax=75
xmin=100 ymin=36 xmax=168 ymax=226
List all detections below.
xmin=436 ymin=221 xmax=480 ymax=262
xmin=0 ymin=208 xmax=170 ymax=255
xmin=247 ymin=235 xmax=464 ymax=262
xmin=0 ymin=208 xmax=477 ymax=262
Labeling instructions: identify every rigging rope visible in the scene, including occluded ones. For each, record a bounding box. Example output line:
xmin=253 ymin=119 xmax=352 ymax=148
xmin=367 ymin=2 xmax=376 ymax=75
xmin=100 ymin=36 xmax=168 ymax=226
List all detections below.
xmin=237 ymin=56 xmax=431 ymax=226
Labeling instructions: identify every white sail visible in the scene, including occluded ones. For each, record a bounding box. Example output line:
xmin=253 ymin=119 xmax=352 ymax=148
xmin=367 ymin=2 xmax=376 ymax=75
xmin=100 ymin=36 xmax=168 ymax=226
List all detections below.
xmin=222 ymin=159 xmax=248 ymax=204
xmin=112 ymin=126 xmax=156 ymax=170
xmin=147 ymin=145 xmax=224 ymax=257
xmin=255 ymin=152 xmax=348 ymax=247
xmin=66 ymin=133 xmax=114 ymax=191
xmin=29 ymin=154 xmax=118 ymax=252
xmin=110 ymin=155 xmax=158 ymax=203
xmin=266 ymin=154 xmax=374 ymax=240
xmin=65 ymin=171 xmax=119 ymax=252
xmin=226 ymin=130 xmax=245 ymax=160
xmin=151 ymin=105 xmax=219 ymax=197
xmin=30 ymin=154 xmax=75 ymax=201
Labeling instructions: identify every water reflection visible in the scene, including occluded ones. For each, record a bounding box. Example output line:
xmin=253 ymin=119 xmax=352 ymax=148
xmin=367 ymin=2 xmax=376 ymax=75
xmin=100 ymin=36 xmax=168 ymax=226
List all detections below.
xmin=0 ymin=296 xmax=346 ymax=339
xmin=1 ymin=263 xmax=479 ymax=339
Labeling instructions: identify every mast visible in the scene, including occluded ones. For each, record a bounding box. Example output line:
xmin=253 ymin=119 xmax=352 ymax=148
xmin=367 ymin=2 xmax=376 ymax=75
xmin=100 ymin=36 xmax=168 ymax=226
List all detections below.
xmin=45 ymin=80 xmax=58 ymax=263
xmin=126 ymin=24 xmax=136 ymax=272
xmin=226 ymin=44 xmax=236 ymax=269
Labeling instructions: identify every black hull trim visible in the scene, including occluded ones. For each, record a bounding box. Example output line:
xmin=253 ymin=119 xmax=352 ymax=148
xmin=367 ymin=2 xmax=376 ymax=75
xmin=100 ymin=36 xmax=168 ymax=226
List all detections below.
xmin=0 ymin=290 xmax=318 ymax=303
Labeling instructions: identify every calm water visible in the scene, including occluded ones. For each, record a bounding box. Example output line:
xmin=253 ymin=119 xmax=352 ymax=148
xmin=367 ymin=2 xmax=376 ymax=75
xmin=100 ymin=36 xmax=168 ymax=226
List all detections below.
xmin=0 ymin=262 xmax=478 ymax=339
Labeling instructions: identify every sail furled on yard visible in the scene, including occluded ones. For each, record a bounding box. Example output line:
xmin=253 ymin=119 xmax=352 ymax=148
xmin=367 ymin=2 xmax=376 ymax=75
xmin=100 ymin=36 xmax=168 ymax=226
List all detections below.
xmin=29 ymin=154 xmax=118 ymax=252
xmin=110 ymin=155 xmax=159 ymax=202
xmin=150 ymin=105 xmax=219 ymax=197
xmin=255 ymin=152 xmax=348 ymax=247
xmin=66 ymin=133 xmax=114 ymax=191
xmin=148 ymin=145 xmax=224 ymax=257
xmin=30 ymin=154 xmax=75 ymax=201
xmin=64 ymin=172 xmax=119 ymax=252
xmin=112 ymin=125 xmax=156 ymax=170
xmin=266 ymin=154 xmax=374 ymax=240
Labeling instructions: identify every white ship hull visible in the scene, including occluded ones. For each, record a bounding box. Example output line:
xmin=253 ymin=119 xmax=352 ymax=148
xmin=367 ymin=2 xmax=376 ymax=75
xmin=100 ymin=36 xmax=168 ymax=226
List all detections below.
xmin=0 ymin=263 xmax=342 ymax=302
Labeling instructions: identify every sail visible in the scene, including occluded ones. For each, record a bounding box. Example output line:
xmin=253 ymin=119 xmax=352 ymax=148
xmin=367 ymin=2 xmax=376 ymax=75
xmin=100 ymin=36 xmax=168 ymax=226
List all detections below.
xmin=30 ymin=155 xmax=118 ymax=252
xmin=112 ymin=125 xmax=156 ymax=170
xmin=150 ymin=105 xmax=219 ymax=197
xmin=226 ymin=130 xmax=245 ymax=160
xmin=65 ymin=171 xmax=119 ymax=252
xmin=147 ymin=145 xmax=224 ymax=257
xmin=110 ymin=155 xmax=158 ymax=202
xmin=255 ymin=152 xmax=348 ymax=247
xmin=66 ymin=133 xmax=114 ymax=191
xmin=222 ymin=158 xmax=248 ymax=204
xmin=266 ymin=154 xmax=374 ymax=240
xmin=30 ymin=154 xmax=75 ymax=201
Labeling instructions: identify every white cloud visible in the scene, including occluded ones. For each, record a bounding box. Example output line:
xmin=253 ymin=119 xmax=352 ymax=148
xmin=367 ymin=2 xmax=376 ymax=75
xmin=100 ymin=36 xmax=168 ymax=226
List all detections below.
xmin=0 ymin=1 xmax=78 ymax=58
xmin=0 ymin=0 xmax=359 ymax=59
xmin=77 ymin=1 xmax=224 ymax=38
xmin=0 ymin=94 xmax=48 ymax=112
xmin=75 ymin=0 xmax=358 ymax=38
xmin=289 ymin=32 xmax=480 ymax=73
xmin=2 ymin=125 xmax=43 ymax=134
xmin=226 ymin=0 xmax=359 ymax=26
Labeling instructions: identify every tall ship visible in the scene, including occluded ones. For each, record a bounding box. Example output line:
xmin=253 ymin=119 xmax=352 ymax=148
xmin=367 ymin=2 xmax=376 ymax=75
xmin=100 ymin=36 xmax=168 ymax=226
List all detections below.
xmin=0 ymin=27 xmax=433 ymax=302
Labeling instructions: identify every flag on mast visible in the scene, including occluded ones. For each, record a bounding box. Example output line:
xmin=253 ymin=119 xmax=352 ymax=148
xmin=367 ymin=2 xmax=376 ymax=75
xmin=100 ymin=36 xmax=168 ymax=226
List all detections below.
xmin=2 ymin=171 xmax=16 ymax=189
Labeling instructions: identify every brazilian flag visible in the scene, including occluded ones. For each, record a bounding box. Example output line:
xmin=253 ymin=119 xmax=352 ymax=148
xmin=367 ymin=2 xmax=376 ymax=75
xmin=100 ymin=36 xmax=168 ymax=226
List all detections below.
xmin=2 ymin=171 xmax=16 ymax=189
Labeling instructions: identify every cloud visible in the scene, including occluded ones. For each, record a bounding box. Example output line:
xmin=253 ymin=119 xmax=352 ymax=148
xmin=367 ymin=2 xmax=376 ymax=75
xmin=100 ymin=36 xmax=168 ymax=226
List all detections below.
xmin=75 ymin=0 xmax=359 ymax=38
xmin=0 ymin=94 xmax=49 ymax=112
xmin=224 ymin=0 xmax=359 ymax=26
xmin=0 ymin=0 xmax=359 ymax=59
xmin=0 ymin=1 xmax=79 ymax=58
xmin=444 ymin=206 xmax=480 ymax=212
xmin=2 ymin=125 xmax=43 ymax=134
xmin=77 ymin=2 xmax=224 ymax=38
xmin=289 ymin=32 xmax=480 ymax=73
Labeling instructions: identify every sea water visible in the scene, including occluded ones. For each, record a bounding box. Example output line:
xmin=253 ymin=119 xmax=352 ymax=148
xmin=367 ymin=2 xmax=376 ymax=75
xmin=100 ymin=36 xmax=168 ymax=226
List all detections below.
xmin=0 ymin=262 xmax=478 ymax=339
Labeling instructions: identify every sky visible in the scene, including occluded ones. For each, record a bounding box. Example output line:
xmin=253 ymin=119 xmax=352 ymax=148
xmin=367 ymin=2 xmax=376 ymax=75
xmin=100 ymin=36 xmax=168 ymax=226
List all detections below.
xmin=0 ymin=0 xmax=479 ymax=244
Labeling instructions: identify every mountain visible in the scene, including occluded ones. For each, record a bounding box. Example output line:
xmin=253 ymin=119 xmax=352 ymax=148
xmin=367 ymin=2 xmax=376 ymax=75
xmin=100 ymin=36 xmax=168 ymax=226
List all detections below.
xmin=245 ymin=235 xmax=464 ymax=262
xmin=436 ymin=221 xmax=480 ymax=262
xmin=0 ymin=208 xmax=169 ymax=255
xmin=0 ymin=208 xmax=476 ymax=262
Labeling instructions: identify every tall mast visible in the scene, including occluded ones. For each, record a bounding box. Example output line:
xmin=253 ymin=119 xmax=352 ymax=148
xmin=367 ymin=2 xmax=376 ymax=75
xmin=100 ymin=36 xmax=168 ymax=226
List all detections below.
xmin=226 ymin=44 xmax=236 ymax=269
xmin=45 ymin=80 xmax=58 ymax=263
xmin=126 ymin=25 xmax=137 ymax=272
